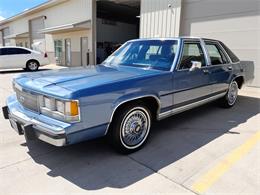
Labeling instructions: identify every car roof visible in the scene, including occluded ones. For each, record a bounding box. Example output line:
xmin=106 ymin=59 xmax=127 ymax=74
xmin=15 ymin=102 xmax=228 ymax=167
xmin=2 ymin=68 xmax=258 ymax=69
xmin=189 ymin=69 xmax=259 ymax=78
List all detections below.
xmin=128 ymin=37 xmax=220 ymax=42
xmin=0 ymin=46 xmax=30 ymax=49
xmin=0 ymin=46 xmax=37 ymax=53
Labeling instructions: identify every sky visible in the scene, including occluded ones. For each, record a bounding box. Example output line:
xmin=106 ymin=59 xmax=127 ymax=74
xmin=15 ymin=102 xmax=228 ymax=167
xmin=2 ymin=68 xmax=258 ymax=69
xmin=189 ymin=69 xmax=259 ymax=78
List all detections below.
xmin=0 ymin=0 xmax=48 ymax=21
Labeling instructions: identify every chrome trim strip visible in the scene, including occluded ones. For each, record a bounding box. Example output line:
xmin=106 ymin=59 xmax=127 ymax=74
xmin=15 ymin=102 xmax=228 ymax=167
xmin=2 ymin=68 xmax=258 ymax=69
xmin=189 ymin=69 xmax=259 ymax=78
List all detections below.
xmin=158 ymin=92 xmax=226 ymax=120
xmin=8 ymin=111 xmax=66 ymax=146
xmin=35 ymin=132 xmax=66 ymax=147
xmin=170 ymin=39 xmax=182 ymax=72
xmin=200 ymin=38 xmax=211 ymax=66
xmin=9 ymin=109 xmax=66 ymax=135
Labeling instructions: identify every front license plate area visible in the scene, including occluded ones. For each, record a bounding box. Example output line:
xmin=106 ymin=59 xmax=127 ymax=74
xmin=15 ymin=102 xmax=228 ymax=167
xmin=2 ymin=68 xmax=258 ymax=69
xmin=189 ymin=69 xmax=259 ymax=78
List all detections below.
xmin=9 ymin=119 xmax=24 ymax=135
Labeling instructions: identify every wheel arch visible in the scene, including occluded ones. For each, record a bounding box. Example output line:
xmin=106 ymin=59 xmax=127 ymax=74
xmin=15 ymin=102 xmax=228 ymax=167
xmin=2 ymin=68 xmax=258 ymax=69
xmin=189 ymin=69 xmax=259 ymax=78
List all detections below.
xmin=26 ymin=59 xmax=40 ymax=66
xmin=105 ymin=95 xmax=161 ymax=135
xmin=232 ymin=75 xmax=244 ymax=89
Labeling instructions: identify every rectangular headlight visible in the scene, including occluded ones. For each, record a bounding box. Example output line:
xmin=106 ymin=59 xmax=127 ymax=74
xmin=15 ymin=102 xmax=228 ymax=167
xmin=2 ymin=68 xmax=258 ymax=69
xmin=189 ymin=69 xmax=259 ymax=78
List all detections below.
xmin=39 ymin=96 xmax=80 ymax=123
xmin=56 ymin=100 xmax=65 ymax=113
xmin=44 ymin=97 xmax=55 ymax=111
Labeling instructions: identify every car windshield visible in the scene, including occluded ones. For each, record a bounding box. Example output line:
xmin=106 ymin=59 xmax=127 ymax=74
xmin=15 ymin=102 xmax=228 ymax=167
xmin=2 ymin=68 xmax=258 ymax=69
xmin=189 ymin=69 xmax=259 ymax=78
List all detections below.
xmin=103 ymin=40 xmax=179 ymax=71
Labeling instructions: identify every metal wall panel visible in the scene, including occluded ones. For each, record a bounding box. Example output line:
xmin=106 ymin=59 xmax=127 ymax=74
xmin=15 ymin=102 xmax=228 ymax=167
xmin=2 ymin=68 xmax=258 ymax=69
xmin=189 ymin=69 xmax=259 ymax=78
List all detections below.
xmin=180 ymin=0 xmax=260 ymax=87
xmin=2 ymin=27 xmax=10 ymax=46
xmin=30 ymin=17 xmax=45 ymax=40
xmin=0 ymin=31 xmax=3 ymax=46
xmin=140 ymin=0 xmax=182 ymax=38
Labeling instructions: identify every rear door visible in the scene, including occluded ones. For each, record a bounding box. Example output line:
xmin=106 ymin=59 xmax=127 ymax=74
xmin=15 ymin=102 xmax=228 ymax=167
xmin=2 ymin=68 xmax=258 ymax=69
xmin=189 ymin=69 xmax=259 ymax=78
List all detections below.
xmin=173 ymin=40 xmax=211 ymax=106
xmin=204 ymin=41 xmax=232 ymax=93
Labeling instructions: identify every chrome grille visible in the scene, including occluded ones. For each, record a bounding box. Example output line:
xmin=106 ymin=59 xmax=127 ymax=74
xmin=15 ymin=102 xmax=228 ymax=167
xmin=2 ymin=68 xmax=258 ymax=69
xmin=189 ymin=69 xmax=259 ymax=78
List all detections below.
xmin=15 ymin=88 xmax=39 ymax=112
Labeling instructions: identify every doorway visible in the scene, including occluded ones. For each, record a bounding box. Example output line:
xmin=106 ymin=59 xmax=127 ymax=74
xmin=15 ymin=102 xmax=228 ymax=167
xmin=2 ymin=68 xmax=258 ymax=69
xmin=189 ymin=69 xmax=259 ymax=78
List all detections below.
xmin=96 ymin=0 xmax=140 ymax=64
xmin=81 ymin=37 xmax=89 ymax=66
xmin=65 ymin=38 xmax=71 ymax=66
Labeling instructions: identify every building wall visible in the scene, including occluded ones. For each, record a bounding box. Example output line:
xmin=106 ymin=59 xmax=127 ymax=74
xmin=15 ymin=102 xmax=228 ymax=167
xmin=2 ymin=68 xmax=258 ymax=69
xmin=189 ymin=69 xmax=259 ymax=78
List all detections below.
xmin=52 ymin=30 xmax=91 ymax=66
xmin=0 ymin=0 xmax=93 ymax=56
xmin=15 ymin=38 xmax=29 ymax=47
xmin=140 ymin=0 xmax=182 ymax=38
xmin=0 ymin=31 xmax=3 ymax=46
xmin=180 ymin=0 xmax=260 ymax=87
xmin=43 ymin=0 xmax=92 ymax=28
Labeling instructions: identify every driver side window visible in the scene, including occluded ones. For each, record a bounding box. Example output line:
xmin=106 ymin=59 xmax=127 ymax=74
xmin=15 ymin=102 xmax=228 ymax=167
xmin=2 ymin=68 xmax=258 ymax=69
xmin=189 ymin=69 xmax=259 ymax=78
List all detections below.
xmin=179 ymin=42 xmax=206 ymax=70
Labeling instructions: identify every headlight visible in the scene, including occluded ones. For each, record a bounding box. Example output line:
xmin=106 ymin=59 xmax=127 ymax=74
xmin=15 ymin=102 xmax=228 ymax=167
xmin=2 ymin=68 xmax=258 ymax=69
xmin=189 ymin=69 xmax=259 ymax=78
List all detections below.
xmin=39 ymin=96 xmax=80 ymax=123
xmin=56 ymin=100 xmax=65 ymax=113
xmin=44 ymin=97 xmax=55 ymax=111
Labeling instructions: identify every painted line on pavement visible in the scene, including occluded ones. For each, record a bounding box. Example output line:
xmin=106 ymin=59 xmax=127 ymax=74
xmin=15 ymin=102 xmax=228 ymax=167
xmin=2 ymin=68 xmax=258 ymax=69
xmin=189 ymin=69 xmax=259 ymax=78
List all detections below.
xmin=192 ymin=131 xmax=260 ymax=194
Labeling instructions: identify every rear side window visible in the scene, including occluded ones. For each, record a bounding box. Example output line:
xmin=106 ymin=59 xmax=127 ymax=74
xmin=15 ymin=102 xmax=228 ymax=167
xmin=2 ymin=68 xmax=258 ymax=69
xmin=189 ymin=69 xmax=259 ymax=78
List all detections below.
xmin=8 ymin=48 xmax=31 ymax=55
xmin=179 ymin=42 xmax=206 ymax=70
xmin=220 ymin=42 xmax=240 ymax=63
xmin=0 ymin=48 xmax=31 ymax=55
xmin=205 ymin=42 xmax=229 ymax=65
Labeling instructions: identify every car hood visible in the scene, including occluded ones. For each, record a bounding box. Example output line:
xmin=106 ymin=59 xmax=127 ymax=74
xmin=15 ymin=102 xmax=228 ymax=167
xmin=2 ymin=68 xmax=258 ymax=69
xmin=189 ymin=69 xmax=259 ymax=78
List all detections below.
xmin=14 ymin=65 xmax=161 ymax=99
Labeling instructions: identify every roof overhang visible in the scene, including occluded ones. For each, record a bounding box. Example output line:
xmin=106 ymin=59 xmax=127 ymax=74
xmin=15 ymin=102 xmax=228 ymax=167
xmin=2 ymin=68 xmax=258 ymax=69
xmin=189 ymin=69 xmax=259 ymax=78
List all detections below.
xmin=38 ymin=20 xmax=91 ymax=34
xmin=4 ymin=32 xmax=29 ymax=39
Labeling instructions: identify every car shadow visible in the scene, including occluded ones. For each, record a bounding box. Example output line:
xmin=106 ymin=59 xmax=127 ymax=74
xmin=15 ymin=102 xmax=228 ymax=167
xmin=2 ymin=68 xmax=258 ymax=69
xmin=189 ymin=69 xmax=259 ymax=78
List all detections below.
xmin=0 ymin=68 xmax=51 ymax=74
xmin=25 ymin=95 xmax=260 ymax=190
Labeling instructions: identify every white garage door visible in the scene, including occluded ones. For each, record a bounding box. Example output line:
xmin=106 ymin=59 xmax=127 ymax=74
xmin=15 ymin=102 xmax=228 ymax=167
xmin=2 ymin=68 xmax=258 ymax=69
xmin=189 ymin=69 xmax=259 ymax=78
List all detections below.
xmin=180 ymin=0 xmax=260 ymax=87
xmin=30 ymin=17 xmax=45 ymax=52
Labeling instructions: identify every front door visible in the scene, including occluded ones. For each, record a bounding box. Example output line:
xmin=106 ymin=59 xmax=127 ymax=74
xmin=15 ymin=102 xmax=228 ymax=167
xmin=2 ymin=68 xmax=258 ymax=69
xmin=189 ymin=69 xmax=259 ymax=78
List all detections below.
xmin=81 ymin=37 xmax=88 ymax=66
xmin=65 ymin=39 xmax=71 ymax=66
xmin=173 ymin=40 xmax=211 ymax=106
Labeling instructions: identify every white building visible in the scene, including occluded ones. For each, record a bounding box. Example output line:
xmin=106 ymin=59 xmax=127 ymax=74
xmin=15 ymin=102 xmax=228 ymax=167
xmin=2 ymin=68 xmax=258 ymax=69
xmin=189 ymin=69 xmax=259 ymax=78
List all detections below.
xmin=0 ymin=0 xmax=259 ymax=87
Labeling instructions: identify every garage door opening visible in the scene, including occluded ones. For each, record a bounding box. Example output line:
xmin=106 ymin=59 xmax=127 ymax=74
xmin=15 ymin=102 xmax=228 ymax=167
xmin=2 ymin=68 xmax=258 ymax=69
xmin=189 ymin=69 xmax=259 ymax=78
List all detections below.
xmin=96 ymin=0 xmax=140 ymax=64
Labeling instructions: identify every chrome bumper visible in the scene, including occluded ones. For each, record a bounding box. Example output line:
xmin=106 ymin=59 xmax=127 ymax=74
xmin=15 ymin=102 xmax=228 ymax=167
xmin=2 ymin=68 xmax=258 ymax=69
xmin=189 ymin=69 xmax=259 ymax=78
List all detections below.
xmin=2 ymin=105 xmax=67 ymax=147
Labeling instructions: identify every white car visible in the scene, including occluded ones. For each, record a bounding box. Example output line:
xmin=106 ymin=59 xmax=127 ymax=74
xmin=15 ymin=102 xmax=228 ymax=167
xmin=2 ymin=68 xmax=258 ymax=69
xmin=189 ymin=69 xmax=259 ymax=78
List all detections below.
xmin=0 ymin=46 xmax=49 ymax=71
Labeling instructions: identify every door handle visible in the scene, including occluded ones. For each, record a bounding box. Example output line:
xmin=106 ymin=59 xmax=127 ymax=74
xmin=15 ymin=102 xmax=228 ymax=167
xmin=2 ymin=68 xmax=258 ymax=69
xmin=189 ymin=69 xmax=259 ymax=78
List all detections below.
xmin=228 ymin=66 xmax=233 ymax=71
xmin=203 ymin=69 xmax=209 ymax=74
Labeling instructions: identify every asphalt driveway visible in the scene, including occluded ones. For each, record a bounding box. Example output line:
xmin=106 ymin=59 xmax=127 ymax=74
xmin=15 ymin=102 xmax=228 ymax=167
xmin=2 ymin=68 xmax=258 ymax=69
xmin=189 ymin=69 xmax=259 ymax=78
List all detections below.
xmin=0 ymin=65 xmax=259 ymax=194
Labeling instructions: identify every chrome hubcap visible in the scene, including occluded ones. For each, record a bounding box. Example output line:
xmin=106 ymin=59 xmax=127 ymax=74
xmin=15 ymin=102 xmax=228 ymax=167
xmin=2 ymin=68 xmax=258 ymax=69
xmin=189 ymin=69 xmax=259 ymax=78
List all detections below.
xmin=121 ymin=109 xmax=150 ymax=148
xmin=228 ymin=82 xmax=238 ymax=105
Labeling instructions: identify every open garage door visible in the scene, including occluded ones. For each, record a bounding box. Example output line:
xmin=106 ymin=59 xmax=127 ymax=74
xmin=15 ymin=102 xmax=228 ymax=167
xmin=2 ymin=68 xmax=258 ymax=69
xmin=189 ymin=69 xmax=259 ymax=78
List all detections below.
xmin=180 ymin=0 xmax=260 ymax=87
xmin=96 ymin=0 xmax=140 ymax=63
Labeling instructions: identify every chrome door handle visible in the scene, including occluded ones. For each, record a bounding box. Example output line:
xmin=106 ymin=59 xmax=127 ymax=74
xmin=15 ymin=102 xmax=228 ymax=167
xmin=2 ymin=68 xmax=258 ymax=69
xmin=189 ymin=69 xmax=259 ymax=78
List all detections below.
xmin=203 ymin=69 xmax=209 ymax=74
xmin=228 ymin=66 xmax=233 ymax=70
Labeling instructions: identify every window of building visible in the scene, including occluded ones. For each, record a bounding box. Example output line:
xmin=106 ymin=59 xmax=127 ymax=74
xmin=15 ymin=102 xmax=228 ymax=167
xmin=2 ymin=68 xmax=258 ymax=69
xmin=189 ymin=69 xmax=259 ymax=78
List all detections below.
xmin=54 ymin=40 xmax=63 ymax=65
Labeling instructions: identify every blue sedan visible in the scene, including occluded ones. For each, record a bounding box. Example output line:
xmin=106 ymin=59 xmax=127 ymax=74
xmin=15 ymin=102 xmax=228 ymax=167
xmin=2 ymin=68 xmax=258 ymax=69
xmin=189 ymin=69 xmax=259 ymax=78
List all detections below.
xmin=2 ymin=37 xmax=254 ymax=153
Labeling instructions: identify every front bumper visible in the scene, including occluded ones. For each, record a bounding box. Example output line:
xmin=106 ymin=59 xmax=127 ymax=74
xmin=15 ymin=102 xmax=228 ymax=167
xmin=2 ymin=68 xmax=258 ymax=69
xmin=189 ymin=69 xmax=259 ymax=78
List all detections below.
xmin=2 ymin=95 xmax=70 ymax=146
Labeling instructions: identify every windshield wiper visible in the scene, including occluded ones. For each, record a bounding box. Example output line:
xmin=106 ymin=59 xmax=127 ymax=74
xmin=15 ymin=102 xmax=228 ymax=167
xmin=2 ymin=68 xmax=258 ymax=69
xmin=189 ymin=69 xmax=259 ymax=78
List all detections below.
xmin=132 ymin=63 xmax=150 ymax=67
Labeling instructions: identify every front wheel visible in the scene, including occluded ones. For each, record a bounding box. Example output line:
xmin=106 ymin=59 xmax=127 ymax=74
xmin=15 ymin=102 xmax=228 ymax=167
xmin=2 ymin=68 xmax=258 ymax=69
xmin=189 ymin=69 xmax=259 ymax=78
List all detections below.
xmin=109 ymin=104 xmax=152 ymax=154
xmin=220 ymin=80 xmax=239 ymax=108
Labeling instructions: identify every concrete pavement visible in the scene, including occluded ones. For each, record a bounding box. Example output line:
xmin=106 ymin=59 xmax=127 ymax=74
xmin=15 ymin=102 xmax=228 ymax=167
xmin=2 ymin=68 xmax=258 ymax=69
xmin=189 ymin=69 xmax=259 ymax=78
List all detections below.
xmin=0 ymin=65 xmax=259 ymax=195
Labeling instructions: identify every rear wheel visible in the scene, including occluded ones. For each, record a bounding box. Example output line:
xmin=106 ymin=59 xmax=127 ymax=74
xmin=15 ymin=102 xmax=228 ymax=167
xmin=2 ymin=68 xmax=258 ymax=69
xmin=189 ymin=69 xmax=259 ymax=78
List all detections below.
xmin=220 ymin=80 xmax=239 ymax=108
xmin=109 ymin=104 xmax=152 ymax=154
xmin=26 ymin=60 xmax=39 ymax=71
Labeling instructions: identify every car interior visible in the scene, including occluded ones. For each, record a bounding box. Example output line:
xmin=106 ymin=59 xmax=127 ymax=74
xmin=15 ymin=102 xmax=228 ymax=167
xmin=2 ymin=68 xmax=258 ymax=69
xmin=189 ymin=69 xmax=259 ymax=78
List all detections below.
xmin=179 ymin=43 xmax=206 ymax=70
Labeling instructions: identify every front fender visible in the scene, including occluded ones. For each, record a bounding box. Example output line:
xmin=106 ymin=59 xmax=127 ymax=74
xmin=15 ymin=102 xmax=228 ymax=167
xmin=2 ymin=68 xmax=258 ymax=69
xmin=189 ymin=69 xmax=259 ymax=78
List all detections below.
xmin=112 ymin=91 xmax=160 ymax=110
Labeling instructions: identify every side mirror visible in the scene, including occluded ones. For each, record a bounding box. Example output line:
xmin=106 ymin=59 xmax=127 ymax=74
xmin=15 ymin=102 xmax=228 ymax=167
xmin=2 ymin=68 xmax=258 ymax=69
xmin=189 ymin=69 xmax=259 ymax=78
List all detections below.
xmin=190 ymin=61 xmax=202 ymax=71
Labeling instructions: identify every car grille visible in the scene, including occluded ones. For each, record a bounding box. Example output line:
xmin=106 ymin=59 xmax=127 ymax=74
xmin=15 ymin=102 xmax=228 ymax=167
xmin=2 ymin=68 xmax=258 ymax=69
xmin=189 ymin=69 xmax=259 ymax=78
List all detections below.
xmin=15 ymin=88 xmax=39 ymax=113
